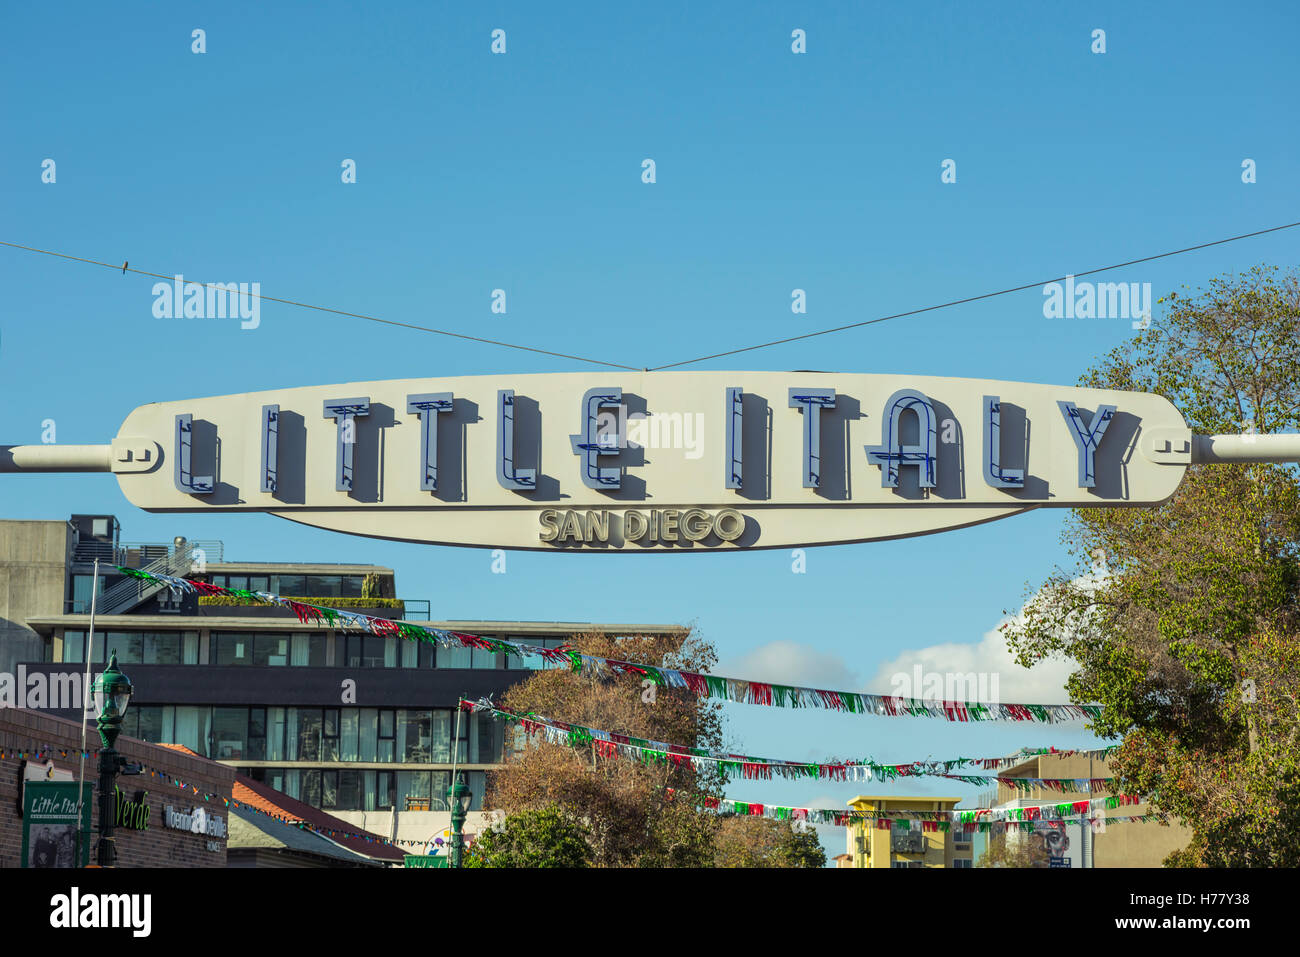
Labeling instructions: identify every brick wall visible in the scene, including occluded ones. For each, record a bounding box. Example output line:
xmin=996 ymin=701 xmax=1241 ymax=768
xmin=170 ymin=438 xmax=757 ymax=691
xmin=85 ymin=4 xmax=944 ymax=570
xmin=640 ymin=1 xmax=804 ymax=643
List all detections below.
xmin=1 ymin=708 xmax=234 ymax=868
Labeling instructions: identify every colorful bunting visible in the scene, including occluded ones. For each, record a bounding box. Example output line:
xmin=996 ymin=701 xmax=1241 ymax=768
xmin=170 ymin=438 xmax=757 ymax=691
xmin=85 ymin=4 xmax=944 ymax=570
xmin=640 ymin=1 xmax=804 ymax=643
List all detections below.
xmin=116 ymin=565 xmax=1103 ymax=723
xmin=465 ymin=699 xmax=1121 ymax=791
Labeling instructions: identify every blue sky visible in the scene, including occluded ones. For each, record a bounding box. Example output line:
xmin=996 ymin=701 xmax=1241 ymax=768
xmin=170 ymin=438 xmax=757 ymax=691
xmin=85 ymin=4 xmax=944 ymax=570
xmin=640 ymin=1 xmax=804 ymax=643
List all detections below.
xmin=3 ymin=1 xmax=1298 ymax=854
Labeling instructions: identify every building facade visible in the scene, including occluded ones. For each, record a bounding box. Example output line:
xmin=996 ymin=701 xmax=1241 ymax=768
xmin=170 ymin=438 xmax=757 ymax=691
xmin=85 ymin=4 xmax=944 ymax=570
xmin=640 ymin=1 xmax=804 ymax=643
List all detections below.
xmin=993 ymin=753 xmax=1189 ymax=867
xmin=4 ymin=514 xmax=687 ymax=848
xmin=845 ymin=795 xmax=973 ymax=868
xmin=0 ymin=708 xmax=234 ymax=868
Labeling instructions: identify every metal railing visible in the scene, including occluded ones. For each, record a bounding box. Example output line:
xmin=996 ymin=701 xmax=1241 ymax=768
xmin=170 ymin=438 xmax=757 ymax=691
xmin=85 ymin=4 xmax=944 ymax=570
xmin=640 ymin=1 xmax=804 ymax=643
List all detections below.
xmin=88 ymin=540 xmax=225 ymax=616
xmin=400 ymin=600 xmax=431 ymax=620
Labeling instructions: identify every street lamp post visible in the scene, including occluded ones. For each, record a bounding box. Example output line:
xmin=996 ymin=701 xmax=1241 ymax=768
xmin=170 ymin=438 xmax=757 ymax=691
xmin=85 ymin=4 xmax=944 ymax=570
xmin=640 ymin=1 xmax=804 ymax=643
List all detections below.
xmin=447 ymin=773 xmax=471 ymax=868
xmin=92 ymin=652 xmax=133 ymax=868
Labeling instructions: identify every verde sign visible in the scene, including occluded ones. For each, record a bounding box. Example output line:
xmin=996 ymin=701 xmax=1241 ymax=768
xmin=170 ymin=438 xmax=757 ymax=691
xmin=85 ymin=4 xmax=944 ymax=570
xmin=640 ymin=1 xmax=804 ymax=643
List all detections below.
xmin=2 ymin=372 xmax=1296 ymax=550
xmin=115 ymin=787 xmax=150 ymax=831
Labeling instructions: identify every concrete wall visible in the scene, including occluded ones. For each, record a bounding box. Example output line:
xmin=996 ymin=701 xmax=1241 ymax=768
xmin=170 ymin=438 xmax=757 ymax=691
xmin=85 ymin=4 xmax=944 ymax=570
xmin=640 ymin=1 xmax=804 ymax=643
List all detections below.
xmin=331 ymin=808 xmax=499 ymax=853
xmin=0 ymin=520 xmax=70 ymax=675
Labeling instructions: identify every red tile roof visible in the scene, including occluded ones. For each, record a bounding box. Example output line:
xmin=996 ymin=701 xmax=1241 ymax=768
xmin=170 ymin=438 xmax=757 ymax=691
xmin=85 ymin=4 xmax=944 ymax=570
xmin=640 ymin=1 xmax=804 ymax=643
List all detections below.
xmin=155 ymin=743 xmax=203 ymax=758
xmin=232 ymin=774 xmax=406 ymax=862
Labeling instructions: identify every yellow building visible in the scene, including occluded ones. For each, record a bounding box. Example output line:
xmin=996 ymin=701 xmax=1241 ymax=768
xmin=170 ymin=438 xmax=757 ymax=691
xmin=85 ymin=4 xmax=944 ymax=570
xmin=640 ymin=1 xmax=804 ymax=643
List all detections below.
xmin=994 ymin=753 xmax=1190 ymax=867
xmin=845 ymin=795 xmax=973 ymax=868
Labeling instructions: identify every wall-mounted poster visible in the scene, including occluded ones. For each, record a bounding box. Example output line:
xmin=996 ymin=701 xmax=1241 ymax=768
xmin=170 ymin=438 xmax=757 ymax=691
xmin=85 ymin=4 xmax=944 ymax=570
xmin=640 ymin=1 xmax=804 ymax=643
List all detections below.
xmin=21 ymin=780 xmax=91 ymax=868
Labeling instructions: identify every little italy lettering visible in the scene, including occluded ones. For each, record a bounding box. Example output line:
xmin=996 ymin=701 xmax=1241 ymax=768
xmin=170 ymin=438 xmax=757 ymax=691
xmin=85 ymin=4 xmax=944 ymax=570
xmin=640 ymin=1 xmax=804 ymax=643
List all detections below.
xmin=8 ymin=371 xmax=1234 ymax=550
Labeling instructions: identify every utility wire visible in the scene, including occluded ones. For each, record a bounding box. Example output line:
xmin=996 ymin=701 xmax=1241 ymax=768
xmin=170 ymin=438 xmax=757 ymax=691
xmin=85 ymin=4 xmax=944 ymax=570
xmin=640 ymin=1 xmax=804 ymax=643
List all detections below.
xmin=0 ymin=239 xmax=641 ymax=371
xmin=648 ymin=220 xmax=1300 ymax=370
xmin=5 ymin=220 xmax=1297 ymax=373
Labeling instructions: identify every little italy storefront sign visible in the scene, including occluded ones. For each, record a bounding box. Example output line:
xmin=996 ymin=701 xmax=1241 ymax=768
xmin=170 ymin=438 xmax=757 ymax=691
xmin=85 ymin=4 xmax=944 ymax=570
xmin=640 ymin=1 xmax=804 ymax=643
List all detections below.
xmin=1 ymin=371 xmax=1292 ymax=551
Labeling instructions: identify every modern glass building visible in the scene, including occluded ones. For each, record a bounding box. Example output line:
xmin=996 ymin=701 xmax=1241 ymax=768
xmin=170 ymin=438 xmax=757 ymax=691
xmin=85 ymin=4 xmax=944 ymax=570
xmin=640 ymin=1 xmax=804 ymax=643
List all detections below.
xmin=8 ymin=514 xmax=686 ymax=839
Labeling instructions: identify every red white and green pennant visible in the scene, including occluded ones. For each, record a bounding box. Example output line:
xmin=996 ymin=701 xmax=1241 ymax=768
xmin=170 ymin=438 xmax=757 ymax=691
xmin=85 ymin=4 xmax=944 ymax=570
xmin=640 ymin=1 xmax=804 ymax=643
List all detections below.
xmin=116 ymin=565 xmax=1101 ymax=723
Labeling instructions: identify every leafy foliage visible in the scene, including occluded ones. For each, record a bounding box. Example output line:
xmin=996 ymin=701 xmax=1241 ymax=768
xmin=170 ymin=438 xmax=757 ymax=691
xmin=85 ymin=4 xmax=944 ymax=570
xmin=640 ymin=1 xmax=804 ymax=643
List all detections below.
xmin=713 ymin=817 xmax=826 ymax=868
xmin=463 ymin=804 xmax=592 ymax=868
xmin=486 ymin=629 xmax=727 ymax=867
xmin=1002 ymin=266 xmax=1300 ymax=866
xmin=977 ymin=834 xmax=1049 ymax=868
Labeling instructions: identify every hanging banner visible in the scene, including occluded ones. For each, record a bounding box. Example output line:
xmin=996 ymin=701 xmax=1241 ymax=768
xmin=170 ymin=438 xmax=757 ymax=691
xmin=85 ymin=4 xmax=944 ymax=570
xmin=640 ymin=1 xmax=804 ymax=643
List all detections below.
xmin=1 ymin=372 xmax=1200 ymax=549
xmin=21 ymin=780 xmax=91 ymax=868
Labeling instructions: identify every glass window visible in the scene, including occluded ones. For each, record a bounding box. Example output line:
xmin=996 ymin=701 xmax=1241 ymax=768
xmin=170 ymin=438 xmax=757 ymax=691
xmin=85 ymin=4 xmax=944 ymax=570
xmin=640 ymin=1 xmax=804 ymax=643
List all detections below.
xmin=306 ymin=575 xmax=335 ymax=596
xmin=254 ymin=634 xmax=290 ymax=667
xmin=279 ymin=575 xmax=306 ymax=596
xmin=323 ymin=709 xmax=340 ymax=762
xmin=343 ymin=575 xmax=365 ymax=597
xmin=249 ymin=576 xmax=269 ymax=593
xmin=338 ymin=770 xmax=361 ymax=810
xmin=376 ymin=771 xmax=394 ymax=810
xmin=291 ymin=633 xmax=326 ymax=666
xmin=212 ymin=707 xmax=249 ymax=760
xmin=467 ymin=771 xmax=487 ymax=811
xmin=174 ymin=706 xmax=211 ymax=757
xmin=62 ymin=630 xmax=102 ymax=664
xmin=322 ymin=770 xmax=339 ymax=809
xmin=248 ymin=707 xmax=267 ymax=760
xmin=398 ymin=710 xmax=432 ymax=762
xmin=470 ymin=713 xmax=503 ymax=763
xmin=302 ymin=769 xmax=321 ymax=808
xmin=282 ymin=769 xmax=300 ymax=800
xmin=228 ymin=575 xmax=248 ymax=591
xmin=182 ymin=632 xmax=199 ymax=665
xmin=345 ymin=635 xmax=363 ymax=669
xmin=339 ymin=708 xmax=359 ymax=761
xmin=211 ymin=575 xmax=227 ymax=588
xmin=430 ymin=710 xmax=452 ymax=763
xmin=212 ymin=634 xmax=252 ymax=666
xmin=377 ymin=709 xmax=395 ymax=762
xmin=91 ymin=518 xmax=109 ymax=537
xmin=296 ymin=709 xmax=322 ymax=761
xmin=359 ymin=708 xmax=378 ymax=762
xmin=143 ymin=633 xmax=181 ymax=664
xmin=362 ymin=636 xmax=389 ymax=668
xmin=133 ymin=707 xmax=163 ymax=743
xmin=441 ymin=645 xmax=471 ymax=669
xmin=400 ymin=639 xmax=418 ymax=668
xmin=429 ymin=771 xmax=451 ymax=811
xmin=70 ymin=576 xmax=108 ymax=614
xmin=518 ymin=637 xmax=568 ymax=671
xmin=471 ymin=646 xmax=497 ymax=669
xmin=105 ymin=632 xmax=143 ymax=664
xmin=267 ymin=707 xmax=287 ymax=761
xmin=397 ymin=771 xmax=430 ymax=811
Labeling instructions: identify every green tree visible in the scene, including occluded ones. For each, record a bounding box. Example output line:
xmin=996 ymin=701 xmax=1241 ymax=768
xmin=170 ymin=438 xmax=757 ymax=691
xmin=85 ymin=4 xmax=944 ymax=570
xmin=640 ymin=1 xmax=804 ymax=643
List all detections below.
xmin=464 ymin=804 xmax=592 ymax=868
xmin=977 ymin=834 xmax=1049 ymax=868
xmin=713 ymin=817 xmax=826 ymax=868
xmin=486 ymin=629 xmax=726 ymax=868
xmin=1003 ymin=265 xmax=1300 ymax=867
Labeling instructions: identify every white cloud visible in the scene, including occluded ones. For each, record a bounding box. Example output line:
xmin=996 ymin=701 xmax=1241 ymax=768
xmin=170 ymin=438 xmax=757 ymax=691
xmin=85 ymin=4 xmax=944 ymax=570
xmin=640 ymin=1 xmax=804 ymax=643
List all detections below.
xmin=868 ymin=600 xmax=1079 ymax=704
xmin=718 ymin=640 xmax=861 ymax=691
xmin=718 ymin=583 xmax=1085 ymax=705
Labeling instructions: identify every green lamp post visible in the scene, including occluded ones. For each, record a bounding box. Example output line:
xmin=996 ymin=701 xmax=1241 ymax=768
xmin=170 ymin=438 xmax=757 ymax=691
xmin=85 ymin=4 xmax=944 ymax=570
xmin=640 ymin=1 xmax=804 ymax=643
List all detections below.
xmin=447 ymin=773 xmax=471 ymax=868
xmin=91 ymin=652 xmax=133 ymax=867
